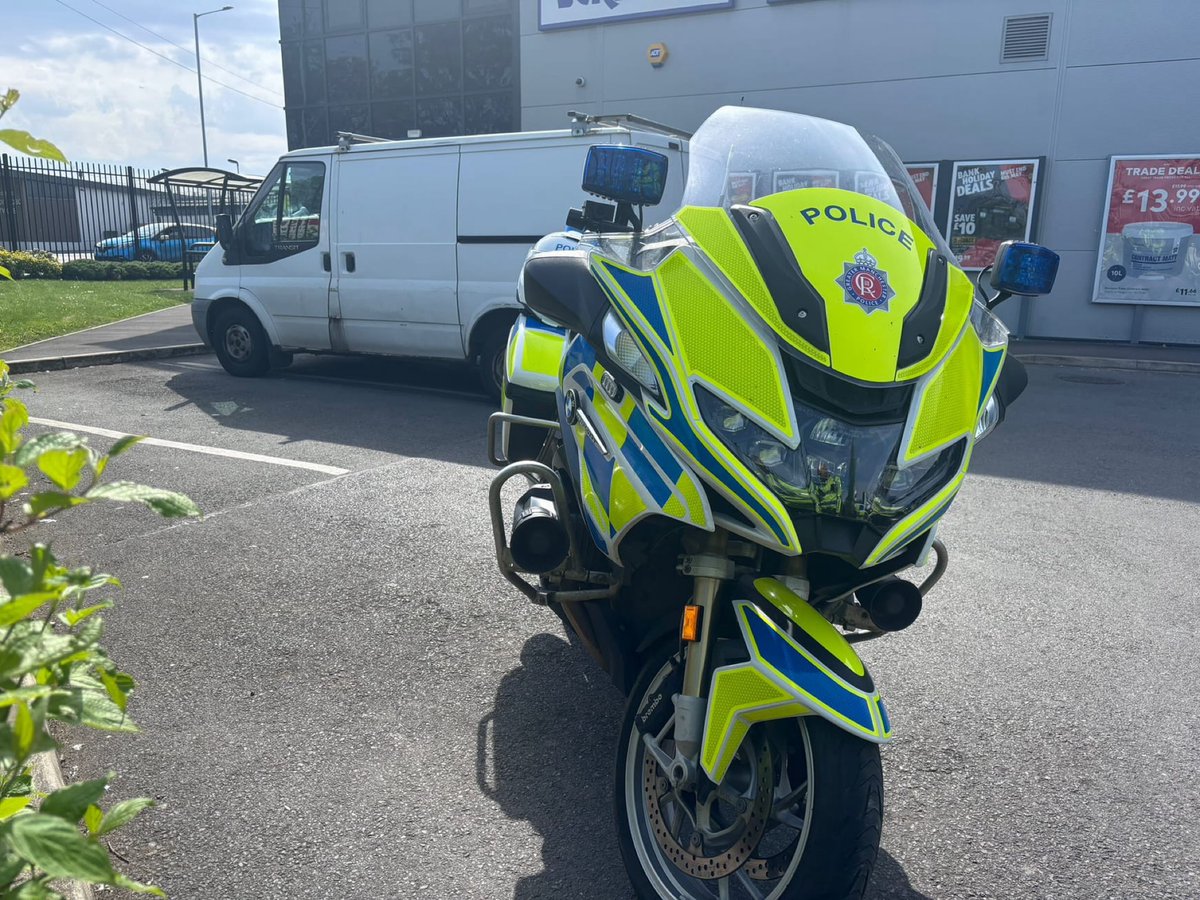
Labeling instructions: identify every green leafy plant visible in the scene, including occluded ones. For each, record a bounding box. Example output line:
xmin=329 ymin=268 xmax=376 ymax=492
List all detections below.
xmin=0 ymin=90 xmax=67 ymax=164
xmin=0 ymin=359 xmax=199 ymax=897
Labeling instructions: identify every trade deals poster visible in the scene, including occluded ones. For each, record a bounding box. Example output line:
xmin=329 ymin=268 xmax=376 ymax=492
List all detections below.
xmin=947 ymin=159 xmax=1040 ymax=270
xmin=1093 ymin=155 xmax=1200 ymax=306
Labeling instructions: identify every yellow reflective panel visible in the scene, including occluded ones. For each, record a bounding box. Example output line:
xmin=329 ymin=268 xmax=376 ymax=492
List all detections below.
xmin=896 ymin=266 xmax=976 ymax=382
xmin=522 ymin=328 xmax=566 ymax=379
xmin=752 ymin=578 xmax=865 ymax=677
xmin=752 ymin=189 xmax=936 ymax=383
xmin=608 ymin=466 xmax=646 ymax=533
xmin=677 ymin=470 xmax=709 ymax=528
xmin=677 ymin=206 xmax=831 ymax=367
xmin=702 ymin=664 xmax=796 ymax=779
xmin=905 ymin=328 xmax=982 ymax=462
xmin=656 ymin=252 xmax=794 ymax=441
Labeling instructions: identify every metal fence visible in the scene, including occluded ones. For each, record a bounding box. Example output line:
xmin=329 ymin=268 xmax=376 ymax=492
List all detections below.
xmin=0 ymin=154 xmax=257 ymax=264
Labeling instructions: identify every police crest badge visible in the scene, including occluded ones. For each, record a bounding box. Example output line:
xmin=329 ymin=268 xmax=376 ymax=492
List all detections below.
xmin=836 ymin=248 xmax=896 ymax=314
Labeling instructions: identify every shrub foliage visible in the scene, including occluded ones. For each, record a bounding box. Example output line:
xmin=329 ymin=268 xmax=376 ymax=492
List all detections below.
xmin=0 ymin=359 xmax=200 ymax=897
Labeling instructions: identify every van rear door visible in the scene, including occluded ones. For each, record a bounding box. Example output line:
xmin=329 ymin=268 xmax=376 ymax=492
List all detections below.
xmin=332 ymin=147 xmax=461 ymax=357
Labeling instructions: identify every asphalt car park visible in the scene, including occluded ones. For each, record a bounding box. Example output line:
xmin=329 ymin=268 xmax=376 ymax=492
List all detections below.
xmin=7 ymin=357 xmax=1198 ymax=899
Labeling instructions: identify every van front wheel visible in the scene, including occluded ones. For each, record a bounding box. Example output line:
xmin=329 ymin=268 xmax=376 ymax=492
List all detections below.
xmin=478 ymin=329 xmax=508 ymax=402
xmin=212 ymin=306 xmax=270 ymax=377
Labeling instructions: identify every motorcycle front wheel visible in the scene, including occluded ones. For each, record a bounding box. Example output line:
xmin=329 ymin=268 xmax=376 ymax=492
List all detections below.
xmin=615 ymin=655 xmax=884 ymax=900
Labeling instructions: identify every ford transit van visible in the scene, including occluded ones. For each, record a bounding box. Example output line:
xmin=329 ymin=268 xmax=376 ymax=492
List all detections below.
xmin=191 ymin=123 xmax=686 ymax=396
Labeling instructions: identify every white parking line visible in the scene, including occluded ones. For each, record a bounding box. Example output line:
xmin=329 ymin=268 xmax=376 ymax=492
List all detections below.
xmin=28 ymin=417 xmax=350 ymax=476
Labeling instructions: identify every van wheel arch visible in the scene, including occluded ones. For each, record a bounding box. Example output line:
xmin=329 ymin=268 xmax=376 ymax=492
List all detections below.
xmin=469 ymin=309 xmax=519 ymax=401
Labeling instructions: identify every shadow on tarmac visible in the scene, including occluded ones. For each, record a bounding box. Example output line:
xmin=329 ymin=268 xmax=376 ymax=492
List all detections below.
xmin=479 ymin=633 xmax=931 ymax=900
xmin=160 ymin=356 xmax=495 ymax=467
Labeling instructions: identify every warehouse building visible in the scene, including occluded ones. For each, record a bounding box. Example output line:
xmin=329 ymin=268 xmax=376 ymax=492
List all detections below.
xmin=278 ymin=0 xmax=1200 ymax=344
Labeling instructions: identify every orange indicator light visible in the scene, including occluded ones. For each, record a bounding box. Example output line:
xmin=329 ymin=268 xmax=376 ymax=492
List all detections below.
xmin=681 ymin=605 xmax=702 ymax=642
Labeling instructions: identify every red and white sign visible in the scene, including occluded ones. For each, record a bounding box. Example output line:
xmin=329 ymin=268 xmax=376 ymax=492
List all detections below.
xmin=905 ymin=163 xmax=939 ymax=214
xmin=1094 ymin=155 xmax=1200 ymax=305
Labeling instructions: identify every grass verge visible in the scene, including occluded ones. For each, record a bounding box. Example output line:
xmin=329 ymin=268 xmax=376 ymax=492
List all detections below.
xmin=0 ymin=280 xmax=187 ymax=350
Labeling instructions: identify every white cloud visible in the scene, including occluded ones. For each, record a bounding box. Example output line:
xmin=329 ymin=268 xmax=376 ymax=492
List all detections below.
xmin=2 ymin=30 xmax=286 ymax=175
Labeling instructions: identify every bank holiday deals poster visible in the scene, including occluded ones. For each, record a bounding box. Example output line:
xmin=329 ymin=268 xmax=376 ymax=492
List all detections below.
xmin=947 ymin=159 xmax=1040 ymax=270
xmin=1093 ymin=155 xmax=1200 ymax=306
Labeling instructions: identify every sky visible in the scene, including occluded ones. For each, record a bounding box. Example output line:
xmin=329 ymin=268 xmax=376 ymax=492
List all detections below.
xmin=3 ymin=0 xmax=287 ymax=176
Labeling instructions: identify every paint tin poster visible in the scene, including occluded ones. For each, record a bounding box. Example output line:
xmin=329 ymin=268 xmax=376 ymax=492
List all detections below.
xmin=1093 ymin=154 xmax=1200 ymax=305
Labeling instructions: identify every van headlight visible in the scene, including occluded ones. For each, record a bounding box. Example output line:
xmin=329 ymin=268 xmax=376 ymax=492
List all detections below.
xmin=602 ymin=311 xmax=658 ymax=394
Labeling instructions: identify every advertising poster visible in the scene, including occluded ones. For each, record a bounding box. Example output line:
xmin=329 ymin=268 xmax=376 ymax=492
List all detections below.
xmin=725 ymin=172 xmax=757 ymax=205
xmin=905 ymin=163 xmax=939 ymax=214
xmin=853 ymin=171 xmax=893 ymax=203
xmin=539 ymin=0 xmax=732 ymax=30
xmin=947 ymin=159 xmax=1040 ymax=270
xmin=774 ymin=170 xmax=839 ymax=192
xmin=1093 ymin=154 xmax=1200 ymax=306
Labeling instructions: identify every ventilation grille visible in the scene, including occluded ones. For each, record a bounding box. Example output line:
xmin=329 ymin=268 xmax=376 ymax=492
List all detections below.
xmin=1001 ymin=14 xmax=1052 ymax=62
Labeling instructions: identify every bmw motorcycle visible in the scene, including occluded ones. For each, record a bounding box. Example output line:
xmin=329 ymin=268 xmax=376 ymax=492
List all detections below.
xmin=487 ymin=106 xmax=1058 ymax=899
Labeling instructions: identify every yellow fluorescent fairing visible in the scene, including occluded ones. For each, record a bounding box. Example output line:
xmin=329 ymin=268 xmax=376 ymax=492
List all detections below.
xmin=560 ymin=340 xmax=713 ymax=562
xmin=561 ymin=188 xmax=997 ymax=564
xmin=702 ymin=582 xmax=891 ymax=783
xmin=590 ymin=257 xmax=802 ymax=554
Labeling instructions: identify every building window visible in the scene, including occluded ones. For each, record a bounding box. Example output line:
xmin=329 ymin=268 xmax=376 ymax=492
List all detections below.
xmin=324 ymin=0 xmax=364 ymax=32
xmin=368 ymin=0 xmax=412 ymax=27
xmin=463 ymin=15 xmax=513 ymax=91
xmin=303 ymin=40 xmax=327 ymax=103
xmin=372 ymin=100 xmax=416 ymax=139
xmin=325 ymin=34 xmax=368 ymax=104
xmin=281 ymin=0 xmax=519 ymax=148
xmin=369 ymin=29 xmax=415 ymax=99
xmin=417 ymin=97 xmax=464 ymax=137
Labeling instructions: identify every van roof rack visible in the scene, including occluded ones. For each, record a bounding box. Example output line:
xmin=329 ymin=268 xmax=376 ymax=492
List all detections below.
xmin=567 ymin=111 xmax=692 ymax=140
xmin=336 ymin=131 xmax=391 ymax=150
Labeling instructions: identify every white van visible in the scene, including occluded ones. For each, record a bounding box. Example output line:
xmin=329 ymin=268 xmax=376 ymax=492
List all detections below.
xmin=191 ymin=122 xmax=687 ymax=396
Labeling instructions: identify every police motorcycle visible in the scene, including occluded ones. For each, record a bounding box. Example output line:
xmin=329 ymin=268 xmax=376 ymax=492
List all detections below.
xmin=486 ymin=106 xmax=1058 ymax=899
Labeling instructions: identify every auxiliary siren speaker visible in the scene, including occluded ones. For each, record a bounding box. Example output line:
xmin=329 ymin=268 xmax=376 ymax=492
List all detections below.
xmin=509 ymin=486 xmax=569 ymax=575
xmin=856 ymin=577 xmax=923 ymax=632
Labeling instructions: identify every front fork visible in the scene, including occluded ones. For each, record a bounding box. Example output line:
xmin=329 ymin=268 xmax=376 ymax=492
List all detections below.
xmin=673 ymin=532 xmax=733 ymax=763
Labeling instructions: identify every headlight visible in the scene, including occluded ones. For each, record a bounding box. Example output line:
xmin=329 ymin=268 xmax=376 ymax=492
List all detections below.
xmin=696 ymin=386 xmax=964 ymax=523
xmin=602 ymin=311 xmax=658 ymax=394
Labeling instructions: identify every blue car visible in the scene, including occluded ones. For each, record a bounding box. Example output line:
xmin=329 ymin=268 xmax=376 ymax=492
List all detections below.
xmin=94 ymin=222 xmax=217 ymax=262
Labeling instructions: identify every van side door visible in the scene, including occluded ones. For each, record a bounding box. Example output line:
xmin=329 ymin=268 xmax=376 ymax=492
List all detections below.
xmin=236 ymin=157 xmax=333 ymax=350
xmin=332 ymin=148 xmax=461 ymax=358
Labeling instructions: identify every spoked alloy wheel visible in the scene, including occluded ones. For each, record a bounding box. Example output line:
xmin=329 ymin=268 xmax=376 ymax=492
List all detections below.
xmin=616 ymin=656 xmax=883 ymax=900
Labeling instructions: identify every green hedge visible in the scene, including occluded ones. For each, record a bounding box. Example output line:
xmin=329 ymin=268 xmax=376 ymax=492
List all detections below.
xmin=0 ymin=249 xmax=63 ymax=278
xmin=61 ymin=259 xmax=183 ymax=281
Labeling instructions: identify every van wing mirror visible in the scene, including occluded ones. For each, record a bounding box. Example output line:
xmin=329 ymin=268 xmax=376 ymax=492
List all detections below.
xmin=215 ymin=213 xmax=235 ymax=250
xmin=582 ymin=146 xmax=668 ymax=207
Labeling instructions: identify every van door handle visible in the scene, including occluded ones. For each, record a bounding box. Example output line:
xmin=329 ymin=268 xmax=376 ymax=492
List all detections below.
xmin=322 ymin=252 xmax=331 ymax=272
xmin=343 ymin=251 xmax=356 ymax=273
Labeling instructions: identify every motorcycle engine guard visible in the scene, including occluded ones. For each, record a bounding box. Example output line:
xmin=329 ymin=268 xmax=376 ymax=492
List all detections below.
xmin=700 ymin=578 xmax=892 ymax=784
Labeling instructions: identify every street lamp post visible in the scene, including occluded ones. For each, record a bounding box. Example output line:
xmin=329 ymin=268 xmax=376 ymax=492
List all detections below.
xmin=194 ymin=5 xmax=233 ymax=167
xmin=227 ymin=158 xmax=240 ymax=174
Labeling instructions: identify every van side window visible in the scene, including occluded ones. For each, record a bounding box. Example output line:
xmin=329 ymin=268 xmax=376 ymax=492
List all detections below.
xmin=243 ymin=161 xmax=326 ymax=260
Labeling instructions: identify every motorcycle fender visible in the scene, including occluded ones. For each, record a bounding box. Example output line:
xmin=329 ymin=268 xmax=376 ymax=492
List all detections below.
xmin=506 ymin=313 xmax=567 ymax=393
xmin=700 ymin=578 xmax=892 ymax=784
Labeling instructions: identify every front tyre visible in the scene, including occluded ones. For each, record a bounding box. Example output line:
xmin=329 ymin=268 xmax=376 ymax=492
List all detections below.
xmin=212 ymin=306 xmax=271 ymax=377
xmin=616 ymin=656 xmax=883 ymax=900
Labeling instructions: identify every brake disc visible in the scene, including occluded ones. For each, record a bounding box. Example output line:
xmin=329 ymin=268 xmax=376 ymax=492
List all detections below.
xmin=643 ymin=737 xmax=773 ymax=881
